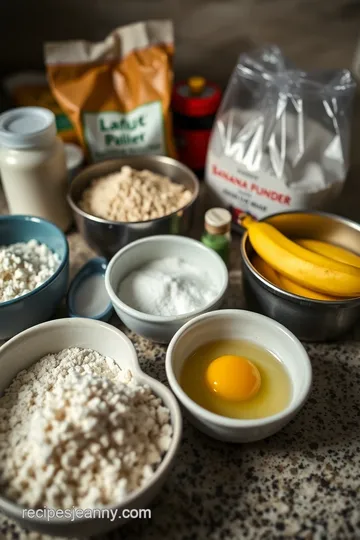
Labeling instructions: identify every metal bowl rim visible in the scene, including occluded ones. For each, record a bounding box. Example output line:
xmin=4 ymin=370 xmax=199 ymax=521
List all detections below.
xmin=67 ymin=156 xmax=200 ymax=226
xmin=240 ymin=210 xmax=360 ymax=306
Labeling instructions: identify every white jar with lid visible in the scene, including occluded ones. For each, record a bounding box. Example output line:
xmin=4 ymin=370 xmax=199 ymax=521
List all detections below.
xmin=0 ymin=106 xmax=72 ymax=231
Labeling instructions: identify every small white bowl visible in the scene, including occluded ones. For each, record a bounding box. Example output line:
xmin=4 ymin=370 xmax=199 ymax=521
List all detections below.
xmin=105 ymin=235 xmax=228 ymax=343
xmin=0 ymin=318 xmax=182 ymax=537
xmin=166 ymin=309 xmax=312 ymax=443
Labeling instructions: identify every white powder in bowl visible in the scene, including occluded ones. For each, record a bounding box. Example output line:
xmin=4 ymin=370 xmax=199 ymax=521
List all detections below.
xmin=117 ymin=257 xmax=219 ymax=316
xmin=0 ymin=347 xmax=172 ymax=509
xmin=0 ymin=239 xmax=60 ymax=303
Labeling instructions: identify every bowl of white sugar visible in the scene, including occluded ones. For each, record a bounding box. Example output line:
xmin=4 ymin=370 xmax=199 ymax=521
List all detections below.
xmin=0 ymin=215 xmax=69 ymax=339
xmin=0 ymin=318 xmax=182 ymax=537
xmin=105 ymin=235 xmax=229 ymax=343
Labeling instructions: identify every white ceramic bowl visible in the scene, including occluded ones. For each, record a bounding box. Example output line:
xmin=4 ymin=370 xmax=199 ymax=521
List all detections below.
xmin=0 ymin=318 xmax=182 ymax=537
xmin=105 ymin=235 xmax=228 ymax=343
xmin=166 ymin=309 xmax=312 ymax=443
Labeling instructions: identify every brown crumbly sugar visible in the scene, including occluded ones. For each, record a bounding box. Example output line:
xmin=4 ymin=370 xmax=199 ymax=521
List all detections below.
xmin=79 ymin=166 xmax=193 ymax=222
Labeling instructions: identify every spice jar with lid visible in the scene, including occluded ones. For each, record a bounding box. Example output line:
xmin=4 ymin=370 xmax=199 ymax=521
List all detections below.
xmin=172 ymin=77 xmax=222 ymax=177
xmin=0 ymin=106 xmax=72 ymax=231
xmin=201 ymin=207 xmax=232 ymax=266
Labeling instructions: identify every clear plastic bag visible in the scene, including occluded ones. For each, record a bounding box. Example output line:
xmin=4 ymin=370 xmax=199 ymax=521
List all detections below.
xmin=206 ymin=45 xmax=356 ymax=224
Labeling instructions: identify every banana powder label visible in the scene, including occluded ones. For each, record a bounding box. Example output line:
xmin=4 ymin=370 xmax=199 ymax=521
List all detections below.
xmin=45 ymin=20 xmax=176 ymax=162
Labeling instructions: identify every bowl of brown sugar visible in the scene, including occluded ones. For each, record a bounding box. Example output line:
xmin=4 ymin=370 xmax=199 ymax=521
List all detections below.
xmin=67 ymin=156 xmax=200 ymax=259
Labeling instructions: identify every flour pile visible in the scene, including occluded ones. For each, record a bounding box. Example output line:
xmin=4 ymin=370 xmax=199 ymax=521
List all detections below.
xmin=0 ymin=347 xmax=172 ymax=508
xmin=0 ymin=240 xmax=60 ymax=303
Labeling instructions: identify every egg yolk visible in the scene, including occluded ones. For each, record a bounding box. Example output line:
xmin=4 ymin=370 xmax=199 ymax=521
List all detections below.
xmin=205 ymin=355 xmax=261 ymax=401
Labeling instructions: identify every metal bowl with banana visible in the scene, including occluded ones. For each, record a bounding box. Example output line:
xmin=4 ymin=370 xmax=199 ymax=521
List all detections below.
xmin=68 ymin=156 xmax=200 ymax=259
xmin=241 ymin=211 xmax=360 ymax=341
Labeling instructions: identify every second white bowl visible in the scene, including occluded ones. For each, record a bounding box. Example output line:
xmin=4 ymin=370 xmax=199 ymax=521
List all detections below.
xmin=105 ymin=235 xmax=228 ymax=343
xmin=166 ymin=309 xmax=312 ymax=443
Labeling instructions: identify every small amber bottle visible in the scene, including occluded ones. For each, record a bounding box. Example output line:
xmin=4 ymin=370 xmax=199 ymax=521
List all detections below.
xmin=201 ymin=208 xmax=232 ymax=266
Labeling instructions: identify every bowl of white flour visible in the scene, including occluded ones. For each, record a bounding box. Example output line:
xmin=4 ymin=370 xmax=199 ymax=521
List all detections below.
xmin=105 ymin=235 xmax=229 ymax=343
xmin=0 ymin=318 xmax=182 ymax=537
xmin=0 ymin=215 xmax=69 ymax=339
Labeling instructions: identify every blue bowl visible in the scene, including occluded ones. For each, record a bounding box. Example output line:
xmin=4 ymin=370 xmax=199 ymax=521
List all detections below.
xmin=0 ymin=216 xmax=69 ymax=340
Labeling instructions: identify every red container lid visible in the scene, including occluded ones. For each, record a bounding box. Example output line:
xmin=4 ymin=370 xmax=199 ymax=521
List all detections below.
xmin=172 ymin=77 xmax=222 ymax=117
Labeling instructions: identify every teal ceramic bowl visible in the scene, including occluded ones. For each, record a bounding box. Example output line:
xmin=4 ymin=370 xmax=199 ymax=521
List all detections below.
xmin=0 ymin=216 xmax=69 ymax=340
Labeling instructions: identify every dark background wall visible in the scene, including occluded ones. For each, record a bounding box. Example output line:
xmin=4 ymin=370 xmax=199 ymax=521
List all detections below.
xmin=1 ymin=0 xmax=360 ymax=86
xmin=0 ymin=0 xmax=360 ymax=221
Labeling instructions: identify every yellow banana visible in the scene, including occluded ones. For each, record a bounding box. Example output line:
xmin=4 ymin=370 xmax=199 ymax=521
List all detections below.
xmin=245 ymin=220 xmax=360 ymax=297
xmin=251 ymin=254 xmax=283 ymax=288
xmin=252 ymin=254 xmax=337 ymax=301
xmin=277 ymin=273 xmax=337 ymax=301
xmin=297 ymin=239 xmax=360 ymax=269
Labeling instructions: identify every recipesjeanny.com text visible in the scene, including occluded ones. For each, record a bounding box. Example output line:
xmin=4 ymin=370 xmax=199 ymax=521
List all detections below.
xmin=22 ymin=507 xmax=151 ymax=522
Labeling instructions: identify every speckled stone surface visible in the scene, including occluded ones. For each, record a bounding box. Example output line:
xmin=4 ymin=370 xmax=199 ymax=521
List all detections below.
xmin=1 ymin=189 xmax=360 ymax=540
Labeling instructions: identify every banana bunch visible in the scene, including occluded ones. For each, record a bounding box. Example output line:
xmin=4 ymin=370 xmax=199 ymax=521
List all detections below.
xmin=243 ymin=217 xmax=360 ymax=300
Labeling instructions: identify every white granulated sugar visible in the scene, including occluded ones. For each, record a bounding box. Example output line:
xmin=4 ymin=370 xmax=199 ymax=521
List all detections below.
xmin=118 ymin=257 xmax=219 ymax=316
xmin=0 ymin=347 xmax=172 ymax=509
xmin=0 ymin=239 xmax=60 ymax=303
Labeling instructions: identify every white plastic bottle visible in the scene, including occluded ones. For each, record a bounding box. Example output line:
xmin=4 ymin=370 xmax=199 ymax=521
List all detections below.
xmin=0 ymin=106 xmax=72 ymax=231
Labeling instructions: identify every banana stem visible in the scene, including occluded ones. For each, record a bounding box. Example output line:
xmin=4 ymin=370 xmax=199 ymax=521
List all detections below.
xmin=240 ymin=215 xmax=256 ymax=229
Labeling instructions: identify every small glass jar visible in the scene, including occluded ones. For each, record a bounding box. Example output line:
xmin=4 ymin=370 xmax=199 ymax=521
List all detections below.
xmin=0 ymin=106 xmax=72 ymax=232
xmin=201 ymin=207 xmax=232 ymax=265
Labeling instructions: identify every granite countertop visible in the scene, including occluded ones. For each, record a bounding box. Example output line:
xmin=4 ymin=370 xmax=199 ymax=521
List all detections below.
xmin=1 ymin=189 xmax=360 ymax=540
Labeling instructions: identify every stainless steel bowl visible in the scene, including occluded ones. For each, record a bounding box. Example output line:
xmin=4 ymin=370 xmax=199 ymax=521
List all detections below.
xmin=67 ymin=156 xmax=200 ymax=259
xmin=241 ymin=211 xmax=360 ymax=341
